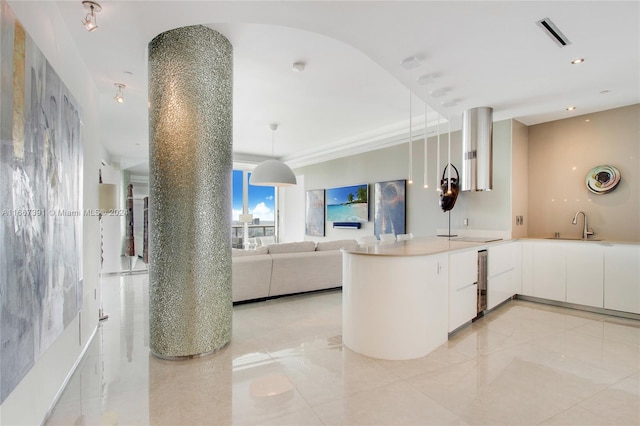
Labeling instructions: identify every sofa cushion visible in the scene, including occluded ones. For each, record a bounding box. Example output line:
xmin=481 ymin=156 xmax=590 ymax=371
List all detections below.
xmin=232 ymin=254 xmax=272 ymax=302
xmin=269 ymin=250 xmax=342 ymax=297
xmin=316 ymin=239 xmax=358 ymax=251
xmin=232 ymin=246 xmax=269 ymax=257
xmin=267 ymin=241 xmax=316 ymax=254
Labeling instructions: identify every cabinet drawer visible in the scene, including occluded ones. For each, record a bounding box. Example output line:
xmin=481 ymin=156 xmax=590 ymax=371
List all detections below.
xmin=488 ymin=243 xmax=515 ymax=277
xmin=488 ymin=271 xmax=514 ymax=310
xmin=449 ymin=283 xmax=477 ymax=332
xmin=449 ymin=250 xmax=478 ymax=289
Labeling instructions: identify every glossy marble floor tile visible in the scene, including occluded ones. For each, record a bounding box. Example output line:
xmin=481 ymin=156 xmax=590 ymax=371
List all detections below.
xmin=45 ymin=274 xmax=640 ymax=426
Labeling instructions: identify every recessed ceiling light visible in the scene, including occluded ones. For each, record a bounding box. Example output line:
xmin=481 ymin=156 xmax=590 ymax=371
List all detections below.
xmin=292 ymin=62 xmax=305 ymax=72
xmin=416 ymin=73 xmax=436 ymax=85
xmin=571 ymin=58 xmax=584 ymax=64
xmin=430 ymin=88 xmax=447 ymax=98
xmin=566 ymin=106 xmax=576 ymax=111
xmin=600 ymin=89 xmax=611 ymax=94
xmin=441 ymin=100 xmax=457 ymax=108
xmin=400 ymin=56 xmax=421 ymax=70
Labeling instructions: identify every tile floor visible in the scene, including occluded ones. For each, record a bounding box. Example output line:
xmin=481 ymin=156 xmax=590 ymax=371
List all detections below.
xmin=46 ymin=273 xmax=639 ymax=425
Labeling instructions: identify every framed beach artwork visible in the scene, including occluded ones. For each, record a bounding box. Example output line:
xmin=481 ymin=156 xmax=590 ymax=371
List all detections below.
xmin=326 ymin=184 xmax=369 ymax=222
xmin=305 ymin=189 xmax=325 ymax=236
xmin=374 ymin=180 xmax=406 ymax=237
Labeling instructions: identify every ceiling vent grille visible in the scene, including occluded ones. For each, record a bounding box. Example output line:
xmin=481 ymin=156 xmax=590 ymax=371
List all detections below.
xmin=536 ymin=18 xmax=571 ymax=47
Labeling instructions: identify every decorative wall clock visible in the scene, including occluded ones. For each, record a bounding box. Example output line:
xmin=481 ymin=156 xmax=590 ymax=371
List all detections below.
xmin=585 ymin=165 xmax=621 ymax=194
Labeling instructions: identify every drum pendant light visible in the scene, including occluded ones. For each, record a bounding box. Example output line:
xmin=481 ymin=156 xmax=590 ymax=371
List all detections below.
xmin=250 ymin=124 xmax=297 ymax=187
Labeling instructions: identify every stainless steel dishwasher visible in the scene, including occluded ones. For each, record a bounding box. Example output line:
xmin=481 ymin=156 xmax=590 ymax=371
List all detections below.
xmin=477 ymin=250 xmax=488 ymax=315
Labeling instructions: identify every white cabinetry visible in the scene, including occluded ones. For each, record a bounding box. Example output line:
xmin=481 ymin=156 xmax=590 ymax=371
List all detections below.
xmin=604 ymin=245 xmax=640 ymax=314
xmin=566 ymin=245 xmax=604 ymax=308
xmin=532 ymin=242 xmax=566 ymax=302
xmin=448 ymin=250 xmax=478 ymax=332
xmin=521 ymin=241 xmax=534 ymax=296
xmin=488 ymin=242 xmax=517 ymax=309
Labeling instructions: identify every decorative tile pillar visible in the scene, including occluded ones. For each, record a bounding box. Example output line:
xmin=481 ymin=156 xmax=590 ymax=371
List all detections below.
xmin=148 ymin=25 xmax=232 ymax=358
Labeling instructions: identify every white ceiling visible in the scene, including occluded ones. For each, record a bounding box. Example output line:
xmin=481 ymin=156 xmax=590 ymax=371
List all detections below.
xmin=51 ymin=1 xmax=639 ymax=173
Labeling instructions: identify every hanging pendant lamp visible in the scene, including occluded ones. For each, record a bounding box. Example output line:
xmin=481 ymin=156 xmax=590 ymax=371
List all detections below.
xmin=250 ymin=123 xmax=297 ymax=187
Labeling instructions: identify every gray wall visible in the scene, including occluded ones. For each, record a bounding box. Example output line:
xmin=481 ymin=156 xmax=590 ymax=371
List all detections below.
xmin=293 ymin=120 xmax=514 ymax=241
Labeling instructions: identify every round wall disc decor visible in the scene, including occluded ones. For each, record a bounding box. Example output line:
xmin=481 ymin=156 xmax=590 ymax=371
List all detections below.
xmin=585 ymin=165 xmax=621 ymax=194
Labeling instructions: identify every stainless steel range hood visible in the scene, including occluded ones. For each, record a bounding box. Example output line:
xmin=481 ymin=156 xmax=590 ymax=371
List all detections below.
xmin=461 ymin=107 xmax=493 ymax=191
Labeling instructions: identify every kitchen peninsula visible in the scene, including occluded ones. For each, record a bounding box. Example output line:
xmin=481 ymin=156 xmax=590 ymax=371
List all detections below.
xmin=342 ymin=236 xmax=640 ymax=361
xmin=341 ymin=237 xmax=509 ymax=360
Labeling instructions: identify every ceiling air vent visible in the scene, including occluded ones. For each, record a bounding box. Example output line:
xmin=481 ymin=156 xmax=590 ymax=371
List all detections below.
xmin=536 ymin=18 xmax=571 ymax=47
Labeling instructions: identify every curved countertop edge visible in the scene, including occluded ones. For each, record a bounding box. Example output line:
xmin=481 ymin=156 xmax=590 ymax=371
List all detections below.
xmin=341 ymin=237 xmax=513 ymax=257
xmin=342 ymin=236 xmax=640 ymax=257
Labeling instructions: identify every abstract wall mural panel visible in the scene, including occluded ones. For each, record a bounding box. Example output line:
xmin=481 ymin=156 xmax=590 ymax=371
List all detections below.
xmin=305 ymin=189 xmax=325 ymax=236
xmin=374 ymin=180 xmax=406 ymax=237
xmin=0 ymin=1 xmax=83 ymax=404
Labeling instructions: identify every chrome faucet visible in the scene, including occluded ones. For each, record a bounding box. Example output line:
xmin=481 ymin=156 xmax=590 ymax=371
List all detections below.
xmin=572 ymin=211 xmax=594 ymax=240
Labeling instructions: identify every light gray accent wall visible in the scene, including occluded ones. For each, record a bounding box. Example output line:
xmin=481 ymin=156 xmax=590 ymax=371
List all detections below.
xmin=294 ymin=119 xmax=514 ymax=240
xmin=528 ymin=104 xmax=639 ymax=242
xmin=448 ymin=120 xmax=512 ymax=233
xmin=148 ymin=25 xmax=232 ymax=358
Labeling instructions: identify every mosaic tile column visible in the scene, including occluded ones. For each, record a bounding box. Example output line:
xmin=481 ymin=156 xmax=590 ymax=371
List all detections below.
xmin=148 ymin=25 xmax=232 ymax=358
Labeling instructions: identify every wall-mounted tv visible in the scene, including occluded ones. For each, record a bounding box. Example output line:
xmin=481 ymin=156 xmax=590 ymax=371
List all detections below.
xmin=326 ymin=184 xmax=369 ymax=222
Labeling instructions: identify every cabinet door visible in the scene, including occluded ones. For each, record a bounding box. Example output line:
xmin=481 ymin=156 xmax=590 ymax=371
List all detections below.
xmin=488 ymin=243 xmax=515 ymax=277
xmin=566 ymin=245 xmax=603 ymax=308
xmin=449 ymin=283 xmax=477 ymax=332
xmin=449 ymin=250 xmax=478 ymax=290
xmin=488 ymin=271 xmax=514 ymax=310
xmin=521 ymin=241 xmax=534 ymax=296
xmin=533 ymin=243 xmax=566 ymax=302
xmin=488 ymin=243 xmax=517 ymax=309
xmin=448 ymin=250 xmax=478 ymax=332
xmin=604 ymin=245 xmax=640 ymax=314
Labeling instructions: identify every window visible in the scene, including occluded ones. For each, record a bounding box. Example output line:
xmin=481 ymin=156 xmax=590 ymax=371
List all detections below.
xmin=247 ymin=172 xmax=275 ymax=226
xmin=231 ymin=170 xmax=276 ymax=247
xmin=232 ymin=169 xmax=244 ymax=223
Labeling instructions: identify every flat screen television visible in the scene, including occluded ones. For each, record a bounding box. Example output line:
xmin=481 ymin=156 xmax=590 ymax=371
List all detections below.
xmin=326 ymin=184 xmax=369 ymax=222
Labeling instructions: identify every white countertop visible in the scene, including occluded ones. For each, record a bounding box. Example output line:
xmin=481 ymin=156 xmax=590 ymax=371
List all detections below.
xmin=343 ymin=236 xmax=510 ymax=257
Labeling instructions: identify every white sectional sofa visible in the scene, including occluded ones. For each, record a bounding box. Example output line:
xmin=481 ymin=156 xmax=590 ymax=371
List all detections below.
xmin=231 ymin=239 xmax=358 ymax=303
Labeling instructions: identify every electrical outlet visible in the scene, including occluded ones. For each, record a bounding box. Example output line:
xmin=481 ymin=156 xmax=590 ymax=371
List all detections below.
xmin=463 ymin=218 xmax=469 ymax=227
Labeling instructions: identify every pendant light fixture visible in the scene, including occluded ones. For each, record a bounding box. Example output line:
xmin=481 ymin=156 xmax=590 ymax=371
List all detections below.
xmin=408 ymin=91 xmax=413 ymax=184
xmin=423 ymin=103 xmax=429 ymax=189
xmin=250 ymin=124 xmax=297 ymax=187
xmin=447 ymin=114 xmax=452 ymax=194
xmin=436 ymin=113 xmax=441 ymax=192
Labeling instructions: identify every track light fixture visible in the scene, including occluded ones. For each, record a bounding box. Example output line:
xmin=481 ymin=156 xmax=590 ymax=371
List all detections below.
xmin=114 ymin=83 xmax=126 ymax=103
xmin=81 ymin=1 xmax=101 ymax=32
